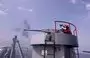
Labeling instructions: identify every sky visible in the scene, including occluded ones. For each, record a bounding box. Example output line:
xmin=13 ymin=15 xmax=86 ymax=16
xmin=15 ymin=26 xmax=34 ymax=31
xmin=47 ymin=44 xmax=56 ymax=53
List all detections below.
xmin=0 ymin=0 xmax=90 ymax=52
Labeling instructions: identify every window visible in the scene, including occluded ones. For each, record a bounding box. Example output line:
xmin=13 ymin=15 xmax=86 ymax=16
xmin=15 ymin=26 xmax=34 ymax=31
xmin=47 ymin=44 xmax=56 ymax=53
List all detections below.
xmin=41 ymin=50 xmax=47 ymax=56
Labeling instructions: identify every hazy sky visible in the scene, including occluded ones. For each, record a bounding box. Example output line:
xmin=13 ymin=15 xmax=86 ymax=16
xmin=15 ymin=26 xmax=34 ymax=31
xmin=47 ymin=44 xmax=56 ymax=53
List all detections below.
xmin=0 ymin=0 xmax=90 ymax=51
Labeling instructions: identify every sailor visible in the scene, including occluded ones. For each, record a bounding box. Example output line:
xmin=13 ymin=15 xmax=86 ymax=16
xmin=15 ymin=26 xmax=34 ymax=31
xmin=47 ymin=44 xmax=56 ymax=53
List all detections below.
xmin=45 ymin=32 xmax=52 ymax=41
xmin=60 ymin=24 xmax=72 ymax=34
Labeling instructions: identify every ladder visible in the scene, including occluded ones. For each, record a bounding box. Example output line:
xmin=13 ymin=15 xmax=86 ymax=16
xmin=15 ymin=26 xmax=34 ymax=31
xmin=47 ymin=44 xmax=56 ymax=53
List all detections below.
xmin=76 ymin=47 xmax=79 ymax=58
xmin=44 ymin=40 xmax=55 ymax=58
xmin=10 ymin=35 xmax=24 ymax=58
xmin=74 ymin=47 xmax=79 ymax=58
